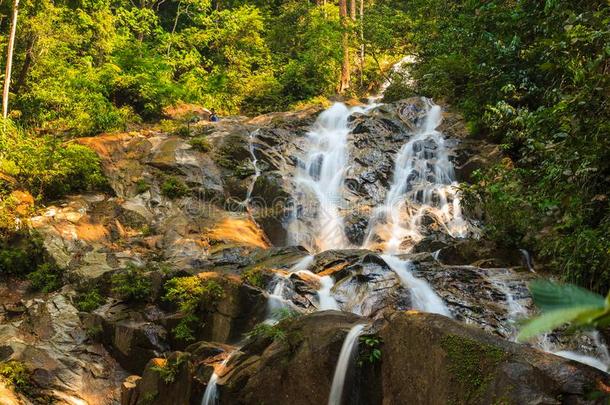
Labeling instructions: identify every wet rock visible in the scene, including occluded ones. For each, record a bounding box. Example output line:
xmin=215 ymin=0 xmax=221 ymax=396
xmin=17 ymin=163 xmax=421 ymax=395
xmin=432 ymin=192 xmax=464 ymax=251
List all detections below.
xmin=379 ymin=311 xmax=610 ymax=404
xmin=436 ymin=239 xmax=523 ymax=268
xmin=218 ymin=311 xmax=365 ymax=405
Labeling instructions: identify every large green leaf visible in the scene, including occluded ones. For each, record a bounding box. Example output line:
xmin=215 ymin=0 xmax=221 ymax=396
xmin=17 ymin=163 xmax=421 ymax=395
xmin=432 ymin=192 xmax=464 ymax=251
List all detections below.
xmin=528 ymin=280 xmax=605 ymax=312
xmin=516 ymin=306 xmax=603 ymax=342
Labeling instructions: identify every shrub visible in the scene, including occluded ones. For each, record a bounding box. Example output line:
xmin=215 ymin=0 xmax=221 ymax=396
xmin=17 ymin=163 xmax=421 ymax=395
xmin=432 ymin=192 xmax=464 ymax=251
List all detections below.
xmin=0 ymin=361 xmax=32 ymax=394
xmin=27 ymin=263 xmax=63 ymax=293
xmin=163 ymin=276 xmax=224 ymax=342
xmin=0 ymin=121 xmax=107 ymax=201
xmin=150 ymin=354 xmax=188 ymax=384
xmin=358 ymin=335 xmax=382 ymax=366
xmin=160 ymin=177 xmax=189 ymax=199
xmin=189 ymin=137 xmax=212 ymax=153
xmin=0 ymin=232 xmax=46 ymax=277
xmin=135 ymin=179 xmax=150 ymax=194
xmin=241 ymin=267 xmax=265 ymax=288
xmin=75 ymin=289 xmax=105 ymax=312
xmin=244 ymin=309 xmax=298 ymax=341
xmin=111 ymin=264 xmax=152 ymax=302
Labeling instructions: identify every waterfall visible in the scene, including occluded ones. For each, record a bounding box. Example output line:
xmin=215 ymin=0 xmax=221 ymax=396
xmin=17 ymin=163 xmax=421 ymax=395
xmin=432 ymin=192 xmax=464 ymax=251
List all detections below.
xmin=363 ymin=98 xmax=467 ymax=254
xmin=328 ymin=324 xmax=366 ymax=405
xmin=202 ymin=352 xmax=235 ymax=405
xmin=289 ymin=102 xmax=375 ymax=253
xmin=318 ymin=275 xmax=340 ymax=310
xmin=245 ymin=129 xmax=261 ymax=205
xmin=266 ymin=277 xmax=289 ymax=321
xmin=518 ymin=249 xmax=536 ymax=273
xmin=381 ymin=255 xmax=450 ymax=316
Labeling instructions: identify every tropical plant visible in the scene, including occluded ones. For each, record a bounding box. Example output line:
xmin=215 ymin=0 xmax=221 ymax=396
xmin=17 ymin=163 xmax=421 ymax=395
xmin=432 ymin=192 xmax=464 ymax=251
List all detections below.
xmin=517 ymin=280 xmax=610 ymax=342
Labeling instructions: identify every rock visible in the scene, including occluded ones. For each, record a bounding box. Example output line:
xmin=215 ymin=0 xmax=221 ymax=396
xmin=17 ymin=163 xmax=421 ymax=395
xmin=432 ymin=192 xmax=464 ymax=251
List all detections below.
xmin=0 ymin=293 xmax=126 ymax=403
xmin=121 ymin=352 xmax=192 ymax=405
xmin=436 ymin=239 xmax=523 ymax=268
xmin=379 ymin=311 xmax=610 ymax=404
xmin=217 ymin=310 xmax=610 ymax=405
xmin=89 ymin=302 xmax=171 ymax=374
xmin=218 ymin=311 xmax=365 ymax=405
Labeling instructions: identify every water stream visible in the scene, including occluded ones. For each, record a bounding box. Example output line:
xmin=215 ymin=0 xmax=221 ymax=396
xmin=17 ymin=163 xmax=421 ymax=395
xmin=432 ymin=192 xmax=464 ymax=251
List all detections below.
xmin=328 ymin=324 xmax=366 ymax=405
xmin=289 ymin=102 xmax=375 ymax=252
xmin=363 ymin=99 xmax=467 ymax=253
xmin=245 ymin=129 xmax=261 ymax=206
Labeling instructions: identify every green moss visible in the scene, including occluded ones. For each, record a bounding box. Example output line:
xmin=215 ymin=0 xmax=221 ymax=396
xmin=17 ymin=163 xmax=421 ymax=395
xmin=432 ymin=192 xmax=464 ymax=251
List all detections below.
xmin=241 ymin=266 xmax=265 ymax=288
xmin=441 ymin=334 xmax=507 ymax=402
xmin=135 ymin=179 xmax=150 ymax=194
xmin=111 ymin=264 xmax=152 ymax=303
xmin=75 ymin=289 xmax=105 ymax=312
xmin=160 ymin=176 xmax=189 ymax=199
xmin=189 ymin=136 xmax=212 ymax=153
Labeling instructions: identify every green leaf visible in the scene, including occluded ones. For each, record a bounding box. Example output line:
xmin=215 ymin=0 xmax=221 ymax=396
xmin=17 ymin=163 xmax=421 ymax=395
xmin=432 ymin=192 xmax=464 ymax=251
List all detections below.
xmin=529 ymin=280 xmax=604 ymax=312
xmin=517 ymin=306 xmax=603 ymax=342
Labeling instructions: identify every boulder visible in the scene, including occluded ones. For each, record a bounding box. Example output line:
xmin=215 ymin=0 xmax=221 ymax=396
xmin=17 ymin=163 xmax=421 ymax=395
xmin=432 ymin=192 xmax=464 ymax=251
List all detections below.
xmin=379 ymin=311 xmax=610 ymax=404
xmin=120 ymin=352 xmax=192 ymax=405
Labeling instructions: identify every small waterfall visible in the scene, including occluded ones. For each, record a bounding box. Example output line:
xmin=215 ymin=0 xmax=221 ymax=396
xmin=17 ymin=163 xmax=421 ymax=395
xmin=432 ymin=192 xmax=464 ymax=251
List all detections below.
xmin=202 ymin=352 xmax=235 ymax=405
xmin=318 ymin=275 xmax=340 ymax=310
xmin=328 ymin=324 xmax=366 ymax=405
xmin=266 ymin=277 xmax=289 ymax=321
xmin=363 ymin=98 xmax=468 ymax=254
xmin=518 ymin=249 xmax=536 ymax=273
xmin=382 ymin=255 xmax=450 ymax=316
xmin=245 ymin=129 xmax=262 ymax=205
xmin=289 ymin=102 xmax=375 ymax=253
xmin=288 ymin=255 xmax=315 ymax=273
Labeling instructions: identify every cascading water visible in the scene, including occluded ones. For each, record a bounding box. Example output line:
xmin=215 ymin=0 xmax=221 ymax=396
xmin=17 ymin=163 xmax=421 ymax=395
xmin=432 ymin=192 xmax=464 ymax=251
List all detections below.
xmin=317 ymin=275 xmax=340 ymax=310
xmin=363 ymin=99 xmax=468 ymax=254
xmin=381 ymin=254 xmax=450 ymax=316
xmin=202 ymin=352 xmax=236 ymax=405
xmin=245 ymin=129 xmax=261 ymax=206
xmin=289 ymin=103 xmax=375 ymax=252
xmin=328 ymin=324 xmax=366 ymax=405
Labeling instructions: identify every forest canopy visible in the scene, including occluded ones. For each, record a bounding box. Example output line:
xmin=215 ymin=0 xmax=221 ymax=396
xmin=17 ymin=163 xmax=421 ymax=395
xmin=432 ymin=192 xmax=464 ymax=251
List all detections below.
xmin=0 ymin=0 xmax=608 ymax=292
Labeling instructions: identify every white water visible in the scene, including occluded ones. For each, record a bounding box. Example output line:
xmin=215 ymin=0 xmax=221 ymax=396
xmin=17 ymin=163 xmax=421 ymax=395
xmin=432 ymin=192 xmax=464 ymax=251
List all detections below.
xmin=266 ymin=277 xmax=289 ymax=320
xmin=245 ymin=129 xmax=262 ymax=205
xmin=202 ymin=352 xmax=235 ymax=405
xmin=289 ymin=255 xmax=315 ymax=273
xmin=382 ymin=255 xmax=450 ymax=316
xmin=289 ymin=102 xmax=375 ymax=253
xmin=363 ymin=99 xmax=468 ymax=254
xmin=318 ymin=275 xmax=341 ymax=310
xmin=328 ymin=324 xmax=366 ymax=405
xmin=519 ymin=249 xmax=536 ymax=273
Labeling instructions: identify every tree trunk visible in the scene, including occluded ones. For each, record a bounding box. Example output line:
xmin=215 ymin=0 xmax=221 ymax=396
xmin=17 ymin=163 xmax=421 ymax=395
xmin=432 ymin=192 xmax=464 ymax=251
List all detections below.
xmin=13 ymin=35 xmax=34 ymax=96
xmin=359 ymin=0 xmax=364 ymax=87
xmin=339 ymin=0 xmax=350 ymax=93
xmin=3 ymin=0 xmax=19 ymax=119
xmin=350 ymin=0 xmax=356 ymax=20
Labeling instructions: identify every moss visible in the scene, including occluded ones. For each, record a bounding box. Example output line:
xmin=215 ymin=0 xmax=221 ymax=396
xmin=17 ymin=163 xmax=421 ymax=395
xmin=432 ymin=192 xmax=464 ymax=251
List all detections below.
xmin=135 ymin=179 xmax=150 ymax=194
xmin=189 ymin=136 xmax=212 ymax=153
xmin=241 ymin=266 xmax=265 ymax=288
xmin=160 ymin=176 xmax=189 ymax=199
xmin=441 ymin=334 xmax=507 ymax=402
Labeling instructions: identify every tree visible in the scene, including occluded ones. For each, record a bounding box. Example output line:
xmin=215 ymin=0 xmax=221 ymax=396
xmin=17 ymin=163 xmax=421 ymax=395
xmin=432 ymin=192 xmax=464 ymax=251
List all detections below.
xmin=3 ymin=0 xmax=19 ymax=119
xmin=338 ymin=0 xmax=350 ymax=93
